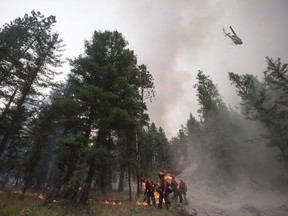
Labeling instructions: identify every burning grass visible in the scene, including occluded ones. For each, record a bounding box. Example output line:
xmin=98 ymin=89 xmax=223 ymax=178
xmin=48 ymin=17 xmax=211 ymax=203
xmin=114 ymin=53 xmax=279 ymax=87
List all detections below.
xmin=0 ymin=190 xmax=190 ymax=216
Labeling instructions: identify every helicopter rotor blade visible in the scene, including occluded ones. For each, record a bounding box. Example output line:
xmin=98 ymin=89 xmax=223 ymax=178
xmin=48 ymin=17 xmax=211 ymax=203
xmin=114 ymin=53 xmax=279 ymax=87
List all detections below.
xmin=230 ymin=26 xmax=237 ymax=35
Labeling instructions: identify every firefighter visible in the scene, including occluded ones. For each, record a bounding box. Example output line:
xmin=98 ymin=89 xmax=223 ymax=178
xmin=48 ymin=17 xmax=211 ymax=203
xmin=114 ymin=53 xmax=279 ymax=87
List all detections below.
xmin=157 ymin=172 xmax=170 ymax=210
xmin=179 ymin=179 xmax=188 ymax=204
xmin=171 ymin=174 xmax=183 ymax=203
xmin=141 ymin=177 xmax=156 ymax=206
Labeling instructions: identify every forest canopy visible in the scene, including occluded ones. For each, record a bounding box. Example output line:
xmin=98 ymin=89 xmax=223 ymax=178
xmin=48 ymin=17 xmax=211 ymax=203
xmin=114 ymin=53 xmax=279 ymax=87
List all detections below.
xmin=1 ymin=11 xmax=288 ymax=206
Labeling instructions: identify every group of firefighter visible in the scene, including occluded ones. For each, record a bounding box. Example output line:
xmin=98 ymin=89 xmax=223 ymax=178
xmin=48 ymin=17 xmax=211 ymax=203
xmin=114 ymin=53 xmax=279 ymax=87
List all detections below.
xmin=141 ymin=172 xmax=187 ymax=210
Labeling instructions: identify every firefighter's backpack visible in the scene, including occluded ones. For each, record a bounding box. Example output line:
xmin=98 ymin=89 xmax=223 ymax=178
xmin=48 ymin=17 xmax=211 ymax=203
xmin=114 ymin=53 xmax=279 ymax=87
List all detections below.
xmin=167 ymin=182 xmax=173 ymax=193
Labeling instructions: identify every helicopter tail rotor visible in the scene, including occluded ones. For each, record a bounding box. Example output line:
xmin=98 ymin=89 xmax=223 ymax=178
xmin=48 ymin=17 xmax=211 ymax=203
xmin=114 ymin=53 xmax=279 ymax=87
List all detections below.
xmin=223 ymin=27 xmax=229 ymax=36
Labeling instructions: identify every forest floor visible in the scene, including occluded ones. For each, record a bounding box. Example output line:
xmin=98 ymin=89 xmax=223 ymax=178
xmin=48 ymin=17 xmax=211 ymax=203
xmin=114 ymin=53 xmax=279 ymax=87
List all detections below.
xmin=0 ymin=189 xmax=193 ymax=216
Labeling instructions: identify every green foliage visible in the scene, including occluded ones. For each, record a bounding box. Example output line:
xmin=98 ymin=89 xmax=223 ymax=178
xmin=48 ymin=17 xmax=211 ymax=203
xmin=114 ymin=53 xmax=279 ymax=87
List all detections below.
xmin=194 ymin=71 xmax=226 ymax=119
xmin=77 ymin=85 xmax=105 ymax=104
xmin=142 ymin=123 xmax=172 ymax=174
xmin=171 ymin=126 xmax=189 ymax=166
xmin=0 ymin=10 xmax=64 ymax=159
xmin=138 ymin=64 xmax=155 ymax=102
xmin=171 ymin=70 xmax=243 ymax=175
xmin=186 ymin=113 xmax=202 ymax=151
xmin=57 ymin=135 xmax=88 ymax=151
xmin=229 ymin=57 xmax=288 ymax=161
xmin=264 ymin=57 xmax=288 ymax=90
xmin=0 ymin=13 xmax=159 ymax=205
xmin=109 ymin=107 xmax=136 ymax=128
xmin=63 ymin=30 xmax=155 ymax=202
xmin=228 ymin=72 xmax=266 ymax=120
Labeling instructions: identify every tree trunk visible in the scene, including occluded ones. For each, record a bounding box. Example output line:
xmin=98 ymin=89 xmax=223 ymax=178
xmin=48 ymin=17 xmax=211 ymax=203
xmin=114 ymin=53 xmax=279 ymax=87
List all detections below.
xmin=0 ymin=87 xmax=18 ymax=122
xmin=22 ymin=177 xmax=29 ymax=196
xmin=128 ymin=166 xmax=132 ymax=202
xmin=79 ymin=161 xmax=96 ymax=204
xmin=118 ymin=167 xmax=124 ymax=192
xmin=0 ymin=47 xmax=51 ymax=156
xmin=99 ymin=167 xmax=107 ymax=195
xmin=136 ymin=171 xmax=140 ymax=197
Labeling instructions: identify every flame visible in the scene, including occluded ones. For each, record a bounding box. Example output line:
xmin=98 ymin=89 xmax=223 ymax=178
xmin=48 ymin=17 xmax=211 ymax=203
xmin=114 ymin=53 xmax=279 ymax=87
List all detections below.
xmin=101 ymin=200 xmax=122 ymax=205
xmin=165 ymin=175 xmax=173 ymax=180
xmin=37 ymin=194 xmax=45 ymax=200
xmin=35 ymin=193 xmax=58 ymax=202
xmin=136 ymin=201 xmax=148 ymax=206
xmin=154 ymin=191 xmax=160 ymax=199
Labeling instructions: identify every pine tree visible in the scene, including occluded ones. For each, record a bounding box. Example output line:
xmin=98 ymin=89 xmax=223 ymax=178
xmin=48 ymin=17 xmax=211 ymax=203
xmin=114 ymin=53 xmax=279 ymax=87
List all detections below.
xmin=229 ymin=57 xmax=288 ymax=162
xmin=66 ymin=30 xmax=154 ymax=204
xmin=0 ymin=11 xmax=63 ymax=170
xmin=194 ymin=71 xmax=239 ymax=175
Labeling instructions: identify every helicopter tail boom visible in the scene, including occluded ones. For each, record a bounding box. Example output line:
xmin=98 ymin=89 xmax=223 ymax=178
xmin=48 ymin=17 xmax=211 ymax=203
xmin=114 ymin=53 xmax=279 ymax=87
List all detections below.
xmin=229 ymin=26 xmax=237 ymax=35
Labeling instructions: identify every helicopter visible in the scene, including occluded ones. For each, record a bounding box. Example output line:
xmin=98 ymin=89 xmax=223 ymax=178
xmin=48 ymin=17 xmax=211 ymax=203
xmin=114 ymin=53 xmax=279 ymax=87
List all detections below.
xmin=223 ymin=26 xmax=243 ymax=45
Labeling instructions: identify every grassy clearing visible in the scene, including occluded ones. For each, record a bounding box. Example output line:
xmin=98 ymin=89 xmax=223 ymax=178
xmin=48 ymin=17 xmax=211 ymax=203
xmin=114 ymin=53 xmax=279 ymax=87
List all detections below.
xmin=0 ymin=190 xmax=193 ymax=216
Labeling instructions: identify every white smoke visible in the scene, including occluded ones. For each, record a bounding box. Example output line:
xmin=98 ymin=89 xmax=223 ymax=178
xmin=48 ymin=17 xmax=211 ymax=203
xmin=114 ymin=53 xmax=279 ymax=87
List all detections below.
xmin=178 ymin=119 xmax=288 ymax=216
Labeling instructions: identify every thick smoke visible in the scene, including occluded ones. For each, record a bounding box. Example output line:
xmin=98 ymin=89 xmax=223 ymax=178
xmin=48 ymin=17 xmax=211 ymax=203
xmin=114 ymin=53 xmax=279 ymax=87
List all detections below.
xmin=114 ymin=0 xmax=225 ymax=138
xmin=115 ymin=0 xmax=288 ymax=138
xmin=178 ymin=117 xmax=288 ymax=216
xmin=2 ymin=0 xmax=287 ymax=138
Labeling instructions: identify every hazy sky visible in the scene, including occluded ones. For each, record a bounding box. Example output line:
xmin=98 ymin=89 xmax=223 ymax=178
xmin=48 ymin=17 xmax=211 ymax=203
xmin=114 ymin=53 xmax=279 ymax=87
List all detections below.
xmin=1 ymin=0 xmax=288 ymax=138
